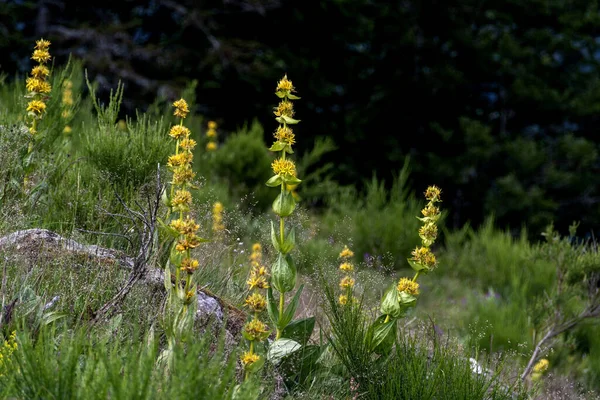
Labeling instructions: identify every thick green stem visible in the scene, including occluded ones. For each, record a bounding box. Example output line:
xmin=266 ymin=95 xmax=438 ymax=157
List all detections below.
xmin=276 ymin=292 xmax=284 ymax=339
xmin=413 ymin=271 xmax=421 ymax=282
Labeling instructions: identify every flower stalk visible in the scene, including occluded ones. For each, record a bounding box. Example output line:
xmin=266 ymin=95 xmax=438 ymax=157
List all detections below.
xmin=265 ymin=75 xmax=303 ymax=340
xmin=371 ymin=186 xmax=443 ymax=353
xmin=165 ymin=98 xmax=203 ymax=312
xmin=241 ymin=243 xmax=270 ymax=378
xmin=206 ymin=120 xmax=218 ymax=151
xmin=338 ymin=245 xmax=356 ymax=306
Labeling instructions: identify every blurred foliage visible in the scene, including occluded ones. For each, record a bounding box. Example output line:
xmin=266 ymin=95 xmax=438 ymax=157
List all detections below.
xmin=2 ymin=0 xmax=600 ymax=236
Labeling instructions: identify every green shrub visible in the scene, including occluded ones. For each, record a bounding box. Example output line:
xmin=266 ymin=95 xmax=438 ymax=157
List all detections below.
xmin=209 ymin=120 xmax=273 ymax=209
xmin=320 ymin=161 xmax=424 ymax=270
xmin=84 ymin=80 xmax=171 ymax=189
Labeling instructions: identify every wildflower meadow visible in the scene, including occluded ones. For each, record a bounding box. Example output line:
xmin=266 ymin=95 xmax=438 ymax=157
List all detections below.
xmin=0 ymin=38 xmax=599 ymax=400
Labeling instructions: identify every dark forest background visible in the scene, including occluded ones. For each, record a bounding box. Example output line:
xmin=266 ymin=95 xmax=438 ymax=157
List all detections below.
xmin=2 ymin=0 xmax=599 ymax=237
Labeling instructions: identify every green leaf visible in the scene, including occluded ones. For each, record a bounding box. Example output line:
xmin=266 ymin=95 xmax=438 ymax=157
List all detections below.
xmin=267 ymin=338 xmax=301 ymax=365
xmin=272 ymin=254 xmax=297 ymax=295
xmin=280 ymin=227 xmax=296 ymax=254
xmin=398 ymin=291 xmax=417 ymax=307
xmin=275 ymin=90 xmax=287 ymax=98
xmin=272 ymin=190 xmax=296 ymax=217
xmin=169 ymin=246 xmax=183 ymax=266
xmin=283 ymin=175 xmax=302 ymax=185
xmin=281 ymin=317 xmax=315 ymax=345
xmin=270 ymin=221 xmax=281 ymax=252
xmin=281 ymin=115 xmax=301 ymax=124
xmin=41 ymin=311 xmax=67 ymax=326
xmin=164 ymin=263 xmax=172 ymax=292
xmin=407 ymin=258 xmax=430 ymax=273
xmin=287 ymin=94 xmax=301 ymax=100
xmin=266 ymin=175 xmax=283 ymax=187
xmin=280 ymin=282 xmax=303 ymax=328
xmin=269 ymin=141 xmax=286 ymax=152
xmin=275 ymin=116 xmax=301 ymax=125
xmin=161 ymin=187 xmax=170 ymax=207
xmin=266 ymin=286 xmax=279 ymax=326
xmin=158 ymin=218 xmax=180 ymax=239
xmin=380 ymin=286 xmax=402 ymax=318
xmin=284 ymin=144 xmax=294 ymax=154
xmin=368 ymin=315 xmax=397 ymax=353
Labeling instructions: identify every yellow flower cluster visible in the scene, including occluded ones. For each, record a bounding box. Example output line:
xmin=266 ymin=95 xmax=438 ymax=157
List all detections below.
xmin=397 ymin=277 xmax=419 ymax=296
xmin=206 ymin=120 xmax=218 ymax=151
xmin=61 ymin=80 xmax=74 ymax=134
xmin=274 ymin=126 xmax=296 ymax=146
xmin=212 ymin=201 xmax=225 ymax=233
xmin=0 ymin=331 xmax=17 ymax=377
xmin=241 ymin=243 xmax=270 ymax=371
xmin=533 ymin=358 xmax=549 ymax=374
xmin=271 ymin=158 xmax=297 ymax=177
xmin=531 ymin=358 xmax=550 ymax=382
xmin=338 ymin=245 xmax=356 ymax=305
xmin=167 ymin=99 xmax=202 ymax=301
xmin=26 ymin=39 xmax=52 ymax=136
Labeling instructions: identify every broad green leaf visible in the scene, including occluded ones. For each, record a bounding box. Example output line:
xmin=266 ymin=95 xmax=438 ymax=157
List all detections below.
xmin=380 ymin=286 xmax=402 ymax=318
xmin=266 ymin=175 xmax=283 ymax=187
xmin=283 ymin=175 xmax=302 ymax=185
xmin=280 ymin=282 xmax=303 ymax=328
xmin=407 ymin=258 xmax=430 ymax=273
xmin=267 ymin=338 xmax=301 ymax=365
xmin=281 ymin=316 xmax=315 ymax=345
xmin=368 ymin=314 xmax=397 ymax=353
xmin=270 ymin=221 xmax=281 ymax=252
xmin=269 ymin=141 xmax=286 ymax=152
xmin=266 ymin=286 xmax=279 ymax=326
xmin=280 ymin=227 xmax=296 ymax=254
xmin=272 ymin=254 xmax=297 ymax=295
xmin=272 ymin=190 xmax=296 ymax=217
xmin=275 ymin=116 xmax=301 ymax=125
xmin=287 ymin=94 xmax=301 ymax=100
xmin=164 ymin=262 xmax=172 ymax=292
xmin=398 ymin=291 xmax=417 ymax=307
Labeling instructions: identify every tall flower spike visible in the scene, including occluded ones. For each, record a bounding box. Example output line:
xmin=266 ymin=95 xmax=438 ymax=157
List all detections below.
xmin=338 ymin=244 xmax=356 ymax=305
xmin=241 ymin=241 xmax=271 ymax=379
xmin=266 ymin=75 xmax=303 ymax=342
xmin=206 ymin=120 xmax=218 ymax=151
xmin=25 ymin=38 xmax=52 ymax=144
